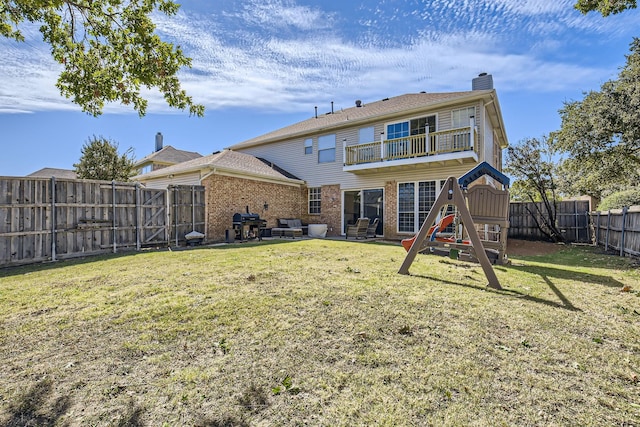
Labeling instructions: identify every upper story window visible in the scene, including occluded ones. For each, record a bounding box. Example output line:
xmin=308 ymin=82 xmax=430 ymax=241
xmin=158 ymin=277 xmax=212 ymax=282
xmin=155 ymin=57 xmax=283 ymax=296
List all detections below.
xmin=387 ymin=116 xmax=436 ymax=139
xmin=452 ymin=107 xmax=475 ymax=129
xmin=309 ymin=187 xmax=321 ymax=214
xmin=387 ymin=122 xmax=409 ymax=140
xmin=359 ymin=126 xmax=375 ymax=144
xmin=493 ymin=130 xmax=502 ymax=167
xmin=139 ymin=164 xmax=152 ymax=175
xmin=304 ymin=138 xmax=313 ymax=155
xmin=318 ymin=134 xmax=336 ymax=163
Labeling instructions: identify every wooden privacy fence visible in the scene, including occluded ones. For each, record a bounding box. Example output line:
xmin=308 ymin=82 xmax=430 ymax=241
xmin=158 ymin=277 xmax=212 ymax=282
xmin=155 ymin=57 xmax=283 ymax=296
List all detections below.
xmin=0 ymin=177 xmax=205 ymax=267
xmin=508 ymin=200 xmax=592 ymax=243
xmin=592 ymin=206 xmax=640 ymax=257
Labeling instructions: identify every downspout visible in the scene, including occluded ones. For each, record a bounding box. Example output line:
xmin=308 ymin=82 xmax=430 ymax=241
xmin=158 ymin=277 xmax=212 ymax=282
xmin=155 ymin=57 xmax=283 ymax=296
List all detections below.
xmin=201 ymin=167 xmax=217 ymax=182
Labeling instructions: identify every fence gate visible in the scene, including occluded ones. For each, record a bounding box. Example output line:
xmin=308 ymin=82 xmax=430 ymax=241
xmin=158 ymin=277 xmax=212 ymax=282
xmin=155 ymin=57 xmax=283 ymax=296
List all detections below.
xmin=139 ymin=187 xmax=167 ymax=246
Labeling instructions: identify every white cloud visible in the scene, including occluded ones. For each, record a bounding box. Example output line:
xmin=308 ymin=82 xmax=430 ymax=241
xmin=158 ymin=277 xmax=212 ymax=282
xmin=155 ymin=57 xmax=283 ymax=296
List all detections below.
xmin=489 ymin=0 xmax=574 ymax=15
xmin=0 ymin=0 xmax=633 ymax=115
xmin=226 ymin=0 xmax=336 ymax=31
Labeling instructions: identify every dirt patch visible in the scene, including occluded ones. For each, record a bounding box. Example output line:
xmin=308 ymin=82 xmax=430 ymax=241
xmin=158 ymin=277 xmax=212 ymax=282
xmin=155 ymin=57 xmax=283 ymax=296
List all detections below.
xmin=507 ymin=239 xmax=566 ymax=257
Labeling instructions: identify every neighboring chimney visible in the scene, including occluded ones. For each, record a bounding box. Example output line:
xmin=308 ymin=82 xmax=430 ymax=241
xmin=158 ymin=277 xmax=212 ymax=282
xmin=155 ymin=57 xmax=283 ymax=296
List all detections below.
xmin=155 ymin=132 xmax=163 ymax=152
xmin=472 ymin=73 xmax=493 ymax=90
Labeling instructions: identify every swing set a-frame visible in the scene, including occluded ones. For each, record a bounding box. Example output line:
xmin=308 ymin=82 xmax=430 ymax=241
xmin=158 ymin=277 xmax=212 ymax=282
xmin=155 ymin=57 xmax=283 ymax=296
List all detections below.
xmin=398 ymin=162 xmax=510 ymax=290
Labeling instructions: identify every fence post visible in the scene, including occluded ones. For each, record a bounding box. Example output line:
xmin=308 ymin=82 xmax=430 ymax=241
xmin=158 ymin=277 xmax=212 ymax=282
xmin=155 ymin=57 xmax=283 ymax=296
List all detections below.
xmin=620 ymin=206 xmax=628 ymax=257
xmin=112 ymin=181 xmax=117 ymax=253
xmin=174 ymin=186 xmax=179 ymax=247
xmin=191 ymin=185 xmax=196 ymax=231
xmin=605 ymin=210 xmax=611 ymax=251
xmin=51 ymin=176 xmax=57 ymax=262
xmin=574 ymin=200 xmax=578 ymax=242
xmin=135 ymin=183 xmax=141 ymax=251
xmin=595 ymin=211 xmax=600 ymax=245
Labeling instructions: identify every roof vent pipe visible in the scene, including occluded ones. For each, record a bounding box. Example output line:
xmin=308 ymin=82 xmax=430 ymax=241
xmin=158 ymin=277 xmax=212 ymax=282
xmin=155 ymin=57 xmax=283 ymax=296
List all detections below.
xmin=315 ymin=106 xmax=318 ymax=119
xmin=155 ymin=132 xmax=163 ymax=152
xmin=355 ymin=100 xmax=362 ymax=107
xmin=331 ymin=101 xmax=334 ymax=114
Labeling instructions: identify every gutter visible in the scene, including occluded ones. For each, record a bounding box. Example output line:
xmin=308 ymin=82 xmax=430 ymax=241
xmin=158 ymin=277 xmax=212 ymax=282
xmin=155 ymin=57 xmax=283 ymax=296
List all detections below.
xmin=204 ymin=165 xmax=305 ymax=187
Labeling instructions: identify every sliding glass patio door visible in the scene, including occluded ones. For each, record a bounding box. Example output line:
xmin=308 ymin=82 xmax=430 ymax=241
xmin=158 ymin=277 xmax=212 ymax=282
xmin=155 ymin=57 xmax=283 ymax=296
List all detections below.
xmin=343 ymin=189 xmax=383 ymax=235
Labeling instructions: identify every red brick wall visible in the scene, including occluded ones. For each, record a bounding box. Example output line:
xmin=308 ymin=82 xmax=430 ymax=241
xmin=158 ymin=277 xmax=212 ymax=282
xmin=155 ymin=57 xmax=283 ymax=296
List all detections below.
xmin=319 ymin=184 xmax=341 ymax=237
xmin=203 ymin=174 xmax=304 ymax=241
xmin=384 ymin=180 xmax=400 ymax=240
xmin=202 ymin=176 xmax=401 ymax=241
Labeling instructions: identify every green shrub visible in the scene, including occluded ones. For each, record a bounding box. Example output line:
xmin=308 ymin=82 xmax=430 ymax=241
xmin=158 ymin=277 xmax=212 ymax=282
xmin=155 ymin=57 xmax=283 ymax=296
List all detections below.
xmin=597 ymin=188 xmax=640 ymax=210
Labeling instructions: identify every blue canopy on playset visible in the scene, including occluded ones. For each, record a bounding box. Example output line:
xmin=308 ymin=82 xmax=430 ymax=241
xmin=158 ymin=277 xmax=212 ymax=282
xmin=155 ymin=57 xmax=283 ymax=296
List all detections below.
xmin=458 ymin=161 xmax=510 ymax=189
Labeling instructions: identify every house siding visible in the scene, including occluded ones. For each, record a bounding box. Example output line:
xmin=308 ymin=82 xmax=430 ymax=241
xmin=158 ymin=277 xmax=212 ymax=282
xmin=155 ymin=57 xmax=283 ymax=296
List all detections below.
xmin=139 ymin=172 xmax=202 ymax=189
xmin=483 ymin=113 xmax=494 ymax=165
xmin=238 ymin=101 xmax=487 ymax=191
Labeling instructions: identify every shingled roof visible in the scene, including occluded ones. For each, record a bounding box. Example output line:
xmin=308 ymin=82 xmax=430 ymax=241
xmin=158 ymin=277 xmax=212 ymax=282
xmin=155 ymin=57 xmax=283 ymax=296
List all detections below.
xmin=135 ymin=145 xmax=202 ymax=166
xmin=229 ymin=90 xmax=495 ymax=149
xmin=27 ymin=168 xmax=77 ymax=179
xmin=133 ymin=149 xmax=302 ymax=184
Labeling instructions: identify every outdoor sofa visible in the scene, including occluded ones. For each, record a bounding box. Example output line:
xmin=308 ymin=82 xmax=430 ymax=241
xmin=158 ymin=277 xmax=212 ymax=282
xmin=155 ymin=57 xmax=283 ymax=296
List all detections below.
xmin=272 ymin=218 xmax=307 ymax=238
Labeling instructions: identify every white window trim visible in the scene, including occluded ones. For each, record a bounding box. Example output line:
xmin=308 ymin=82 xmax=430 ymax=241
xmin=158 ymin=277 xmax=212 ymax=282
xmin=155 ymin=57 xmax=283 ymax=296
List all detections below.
xmin=452 ymin=106 xmax=476 ymax=130
xmin=397 ymin=179 xmax=447 ymax=234
xmin=308 ymin=187 xmax=321 ymax=215
xmin=318 ymin=134 xmax=336 ymax=163
xmin=385 ymin=113 xmax=439 ymax=138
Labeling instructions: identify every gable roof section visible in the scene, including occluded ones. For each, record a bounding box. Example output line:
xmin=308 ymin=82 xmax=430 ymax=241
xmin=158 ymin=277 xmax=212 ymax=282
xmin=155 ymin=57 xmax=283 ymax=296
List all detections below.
xmin=133 ymin=149 xmax=303 ymax=185
xmin=27 ymin=168 xmax=77 ymax=179
xmin=135 ymin=145 xmax=202 ymax=166
xmin=229 ymin=90 xmax=502 ymax=149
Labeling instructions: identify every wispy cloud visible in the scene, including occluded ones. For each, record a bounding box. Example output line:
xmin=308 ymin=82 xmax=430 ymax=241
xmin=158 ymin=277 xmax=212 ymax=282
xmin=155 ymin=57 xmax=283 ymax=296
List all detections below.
xmin=229 ymin=0 xmax=336 ymax=31
xmin=0 ymin=0 xmax=635 ymax=115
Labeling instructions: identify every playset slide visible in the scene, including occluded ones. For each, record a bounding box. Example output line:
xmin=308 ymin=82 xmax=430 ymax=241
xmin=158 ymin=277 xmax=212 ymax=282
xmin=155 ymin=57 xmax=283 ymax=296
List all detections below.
xmin=401 ymin=213 xmax=455 ymax=252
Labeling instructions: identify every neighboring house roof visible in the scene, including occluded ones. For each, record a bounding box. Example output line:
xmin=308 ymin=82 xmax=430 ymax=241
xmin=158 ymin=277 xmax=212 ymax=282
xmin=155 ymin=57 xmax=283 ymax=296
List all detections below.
xmin=229 ymin=90 xmax=505 ymax=149
xmin=132 ymin=149 xmax=303 ymax=184
xmin=134 ymin=145 xmax=202 ymax=167
xmin=27 ymin=168 xmax=77 ymax=179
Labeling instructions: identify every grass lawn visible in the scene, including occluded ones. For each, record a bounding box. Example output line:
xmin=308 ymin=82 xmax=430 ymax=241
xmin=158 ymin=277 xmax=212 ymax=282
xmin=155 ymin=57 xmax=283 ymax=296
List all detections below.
xmin=0 ymin=239 xmax=639 ymax=426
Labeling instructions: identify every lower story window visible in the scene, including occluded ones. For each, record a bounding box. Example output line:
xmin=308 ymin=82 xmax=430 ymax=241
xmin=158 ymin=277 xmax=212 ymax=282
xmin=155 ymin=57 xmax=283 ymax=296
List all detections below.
xmin=398 ymin=180 xmax=445 ymax=233
xmin=309 ymin=187 xmax=321 ymax=214
xmin=398 ymin=183 xmax=415 ymax=233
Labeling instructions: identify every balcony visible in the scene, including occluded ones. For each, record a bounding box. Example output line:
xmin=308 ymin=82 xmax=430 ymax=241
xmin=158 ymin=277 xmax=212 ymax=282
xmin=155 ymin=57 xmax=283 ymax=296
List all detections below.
xmin=343 ymin=127 xmax=478 ymax=174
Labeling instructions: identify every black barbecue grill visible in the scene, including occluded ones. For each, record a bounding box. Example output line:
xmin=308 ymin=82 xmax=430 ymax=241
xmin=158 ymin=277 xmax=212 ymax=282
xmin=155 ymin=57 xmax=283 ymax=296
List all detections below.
xmin=232 ymin=210 xmax=267 ymax=241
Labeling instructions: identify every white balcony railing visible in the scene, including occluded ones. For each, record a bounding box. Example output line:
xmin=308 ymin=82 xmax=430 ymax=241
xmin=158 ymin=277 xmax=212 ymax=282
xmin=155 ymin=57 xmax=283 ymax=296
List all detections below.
xmin=344 ymin=126 xmax=478 ymax=167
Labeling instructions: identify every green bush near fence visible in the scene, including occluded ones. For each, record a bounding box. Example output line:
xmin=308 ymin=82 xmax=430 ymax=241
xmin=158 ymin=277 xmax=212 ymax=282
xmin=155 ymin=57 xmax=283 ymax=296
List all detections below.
xmin=597 ymin=188 xmax=640 ymax=211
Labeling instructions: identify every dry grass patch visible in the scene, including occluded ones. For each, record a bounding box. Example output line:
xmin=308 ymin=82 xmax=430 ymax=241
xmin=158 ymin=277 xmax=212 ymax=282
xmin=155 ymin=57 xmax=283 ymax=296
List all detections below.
xmin=0 ymin=240 xmax=638 ymax=426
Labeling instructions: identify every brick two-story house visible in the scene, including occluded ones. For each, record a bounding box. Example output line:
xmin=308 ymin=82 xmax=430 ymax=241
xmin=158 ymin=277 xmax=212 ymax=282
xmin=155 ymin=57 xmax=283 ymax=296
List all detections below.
xmin=229 ymin=73 xmax=508 ymax=240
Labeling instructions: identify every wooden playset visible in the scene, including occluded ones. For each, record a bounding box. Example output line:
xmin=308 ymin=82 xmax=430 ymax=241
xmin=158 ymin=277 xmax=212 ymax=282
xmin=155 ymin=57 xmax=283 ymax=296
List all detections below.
xmin=398 ymin=162 xmax=510 ymax=289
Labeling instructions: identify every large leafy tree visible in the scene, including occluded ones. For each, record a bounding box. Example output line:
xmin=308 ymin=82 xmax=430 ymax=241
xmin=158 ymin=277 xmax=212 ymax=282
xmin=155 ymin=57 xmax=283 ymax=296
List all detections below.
xmin=74 ymin=136 xmax=136 ymax=181
xmin=551 ymin=38 xmax=640 ymax=202
xmin=0 ymin=0 xmax=204 ymax=117
xmin=574 ymin=0 xmax=637 ymax=16
xmin=505 ymin=137 xmax=565 ymax=242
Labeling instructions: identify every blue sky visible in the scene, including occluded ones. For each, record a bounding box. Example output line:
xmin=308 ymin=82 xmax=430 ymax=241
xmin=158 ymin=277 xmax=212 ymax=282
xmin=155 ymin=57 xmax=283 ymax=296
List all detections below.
xmin=1 ymin=0 xmax=638 ymax=177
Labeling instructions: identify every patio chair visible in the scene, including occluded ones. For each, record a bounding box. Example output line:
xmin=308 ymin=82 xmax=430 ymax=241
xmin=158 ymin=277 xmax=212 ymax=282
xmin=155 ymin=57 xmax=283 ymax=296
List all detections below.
xmin=366 ymin=218 xmax=379 ymax=238
xmin=346 ymin=217 xmax=369 ymax=239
